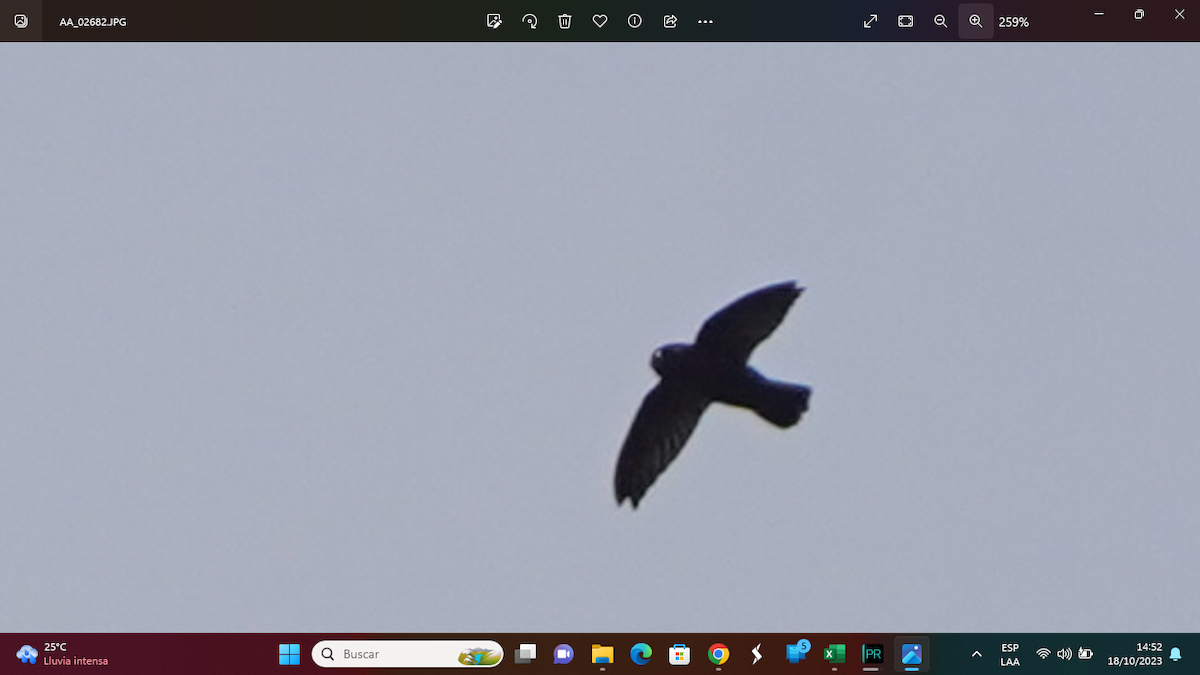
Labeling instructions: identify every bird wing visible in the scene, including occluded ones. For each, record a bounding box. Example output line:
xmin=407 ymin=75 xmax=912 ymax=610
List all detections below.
xmin=614 ymin=381 xmax=710 ymax=508
xmin=694 ymin=281 xmax=802 ymax=363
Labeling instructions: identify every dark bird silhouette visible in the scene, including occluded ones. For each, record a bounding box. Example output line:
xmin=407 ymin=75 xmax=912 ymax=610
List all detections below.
xmin=614 ymin=281 xmax=811 ymax=508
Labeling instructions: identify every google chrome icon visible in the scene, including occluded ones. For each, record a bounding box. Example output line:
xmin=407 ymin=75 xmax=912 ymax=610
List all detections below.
xmin=708 ymin=643 xmax=729 ymax=665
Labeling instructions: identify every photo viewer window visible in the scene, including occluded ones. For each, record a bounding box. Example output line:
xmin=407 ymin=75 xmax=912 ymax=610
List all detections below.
xmin=2 ymin=1 xmax=1197 ymax=673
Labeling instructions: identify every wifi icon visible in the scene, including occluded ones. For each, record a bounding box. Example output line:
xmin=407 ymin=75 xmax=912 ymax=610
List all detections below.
xmin=1036 ymin=648 xmax=1052 ymax=659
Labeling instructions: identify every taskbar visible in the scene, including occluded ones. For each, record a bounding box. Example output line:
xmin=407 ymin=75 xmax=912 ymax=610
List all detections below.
xmin=2 ymin=0 xmax=1198 ymax=41
xmin=2 ymin=633 xmax=1195 ymax=673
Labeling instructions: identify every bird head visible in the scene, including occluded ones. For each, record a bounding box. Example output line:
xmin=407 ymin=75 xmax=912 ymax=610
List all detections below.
xmin=651 ymin=343 xmax=690 ymax=377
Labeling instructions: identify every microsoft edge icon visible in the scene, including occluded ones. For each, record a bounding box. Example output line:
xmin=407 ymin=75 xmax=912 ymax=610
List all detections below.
xmin=631 ymin=643 xmax=652 ymax=665
xmin=787 ymin=639 xmax=811 ymax=663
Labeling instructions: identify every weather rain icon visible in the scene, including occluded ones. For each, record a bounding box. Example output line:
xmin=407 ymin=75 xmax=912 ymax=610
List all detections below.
xmin=16 ymin=645 xmax=38 ymax=664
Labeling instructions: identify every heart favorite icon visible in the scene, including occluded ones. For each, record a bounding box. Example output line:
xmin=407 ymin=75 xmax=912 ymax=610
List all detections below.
xmin=592 ymin=14 xmax=607 ymax=27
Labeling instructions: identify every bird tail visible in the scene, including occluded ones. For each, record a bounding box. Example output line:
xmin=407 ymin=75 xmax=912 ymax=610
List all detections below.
xmin=754 ymin=381 xmax=810 ymax=428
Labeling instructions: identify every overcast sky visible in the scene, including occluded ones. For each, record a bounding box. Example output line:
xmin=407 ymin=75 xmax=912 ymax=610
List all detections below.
xmin=2 ymin=43 xmax=1198 ymax=633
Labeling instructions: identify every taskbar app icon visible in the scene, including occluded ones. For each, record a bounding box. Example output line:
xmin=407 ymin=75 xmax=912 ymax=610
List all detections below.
xmin=592 ymin=645 xmax=614 ymax=664
xmin=631 ymin=643 xmax=652 ymax=665
xmin=787 ymin=638 xmax=811 ymax=662
xmin=894 ymin=637 xmax=930 ymax=672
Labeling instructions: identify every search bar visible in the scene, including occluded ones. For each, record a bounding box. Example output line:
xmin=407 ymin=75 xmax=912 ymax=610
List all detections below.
xmin=311 ymin=640 xmax=504 ymax=668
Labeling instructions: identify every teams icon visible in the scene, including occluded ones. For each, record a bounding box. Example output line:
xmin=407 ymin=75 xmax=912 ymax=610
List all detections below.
xmin=787 ymin=639 xmax=811 ymax=663
xmin=553 ymin=645 xmax=574 ymax=664
xmin=708 ymin=644 xmax=729 ymax=665
xmin=630 ymin=643 xmax=652 ymax=665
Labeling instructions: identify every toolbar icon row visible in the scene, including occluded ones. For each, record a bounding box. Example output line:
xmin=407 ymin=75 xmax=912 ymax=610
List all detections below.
xmin=488 ymin=13 xmax=685 ymax=29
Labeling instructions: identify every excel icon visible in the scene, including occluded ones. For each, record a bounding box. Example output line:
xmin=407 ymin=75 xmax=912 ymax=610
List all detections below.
xmin=824 ymin=644 xmax=846 ymax=663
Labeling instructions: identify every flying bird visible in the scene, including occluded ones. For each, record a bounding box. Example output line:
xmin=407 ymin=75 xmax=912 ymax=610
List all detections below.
xmin=614 ymin=281 xmax=811 ymax=508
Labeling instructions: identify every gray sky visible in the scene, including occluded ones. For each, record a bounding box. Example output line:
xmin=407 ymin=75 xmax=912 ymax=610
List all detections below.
xmin=2 ymin=43 xmax=1198 ymax=632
